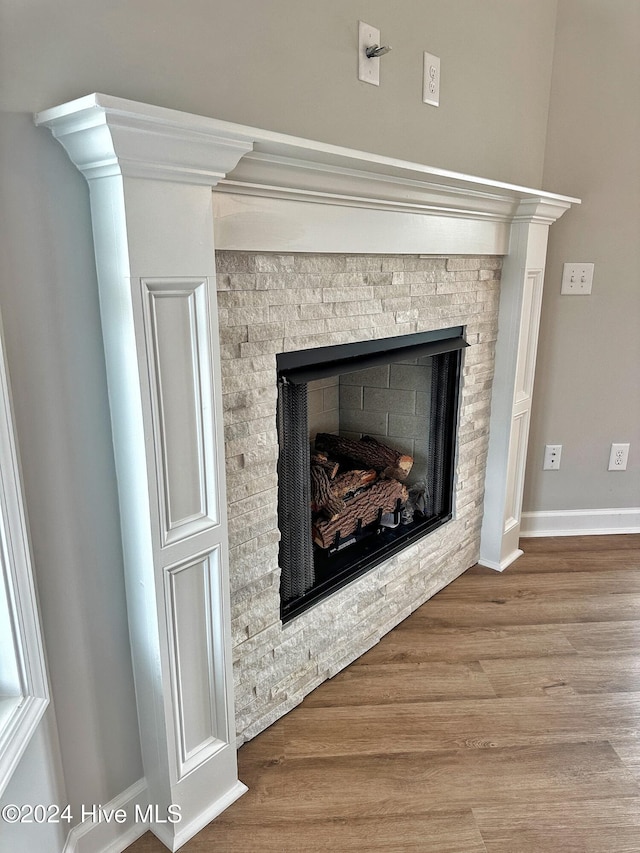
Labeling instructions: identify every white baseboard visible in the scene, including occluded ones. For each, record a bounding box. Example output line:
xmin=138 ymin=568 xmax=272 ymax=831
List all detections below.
xmin=63 ymin=778 xmax=149 ymax=853
xmin=520 ymin=508 xmax=640 ymax=538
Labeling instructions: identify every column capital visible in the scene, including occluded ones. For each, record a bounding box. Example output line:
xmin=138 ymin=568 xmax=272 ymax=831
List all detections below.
xmin=35 ymin=93 xmax=255 ymax=185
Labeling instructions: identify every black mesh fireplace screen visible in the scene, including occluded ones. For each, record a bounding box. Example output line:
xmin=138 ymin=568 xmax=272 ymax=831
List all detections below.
xmin=277 ymin=380 xmax=315 ymax=600
xmin=276 ymin=327 xmax=466 ymax=622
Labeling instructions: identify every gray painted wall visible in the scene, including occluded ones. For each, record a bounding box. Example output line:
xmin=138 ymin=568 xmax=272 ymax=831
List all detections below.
xmin=8 ymin=1 xmax=635 ymax=849
xmin=3 ymin=0 xmax=557 ymax=185
xmin=524 ymin=0 xmax=640 ymax=512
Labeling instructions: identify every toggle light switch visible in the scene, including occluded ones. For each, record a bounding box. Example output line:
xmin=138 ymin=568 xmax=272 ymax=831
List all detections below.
xmin=561 ymin=263 xmax=594 ymax=294
xmin=359 ymin=21 xmax=389 ymax=86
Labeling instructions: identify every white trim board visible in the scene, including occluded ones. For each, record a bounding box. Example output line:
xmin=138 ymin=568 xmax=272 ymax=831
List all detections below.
xmin=62 ymin=778 xmax=149 ymax=853
xmin=0 ymin=305 xmax=50 ymax=797
xmin=520 ymin=508 xmax=640 ymax=537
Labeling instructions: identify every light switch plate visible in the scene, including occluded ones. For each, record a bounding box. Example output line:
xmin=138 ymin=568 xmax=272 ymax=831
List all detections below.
xmin=561 ymin=263 xmax=594 ymax=294
xmin=358 ymin=21 xmax=381 ymax=86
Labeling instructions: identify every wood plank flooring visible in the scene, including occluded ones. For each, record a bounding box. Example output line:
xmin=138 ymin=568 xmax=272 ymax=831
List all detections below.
xmin=126 ymin=534 xmax=640 ymax=852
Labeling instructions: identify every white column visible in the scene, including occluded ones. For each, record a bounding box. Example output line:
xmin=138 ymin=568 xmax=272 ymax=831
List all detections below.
xmin=36 ymin=97 xmax=253 ymax=851
xmin=479 ymin=199 xmax=571 ymax=571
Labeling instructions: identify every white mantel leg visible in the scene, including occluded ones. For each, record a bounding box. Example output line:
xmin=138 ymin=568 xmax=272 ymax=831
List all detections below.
xmin=88 ymin=175 xmax=246 ymax=850
xmin=479 ymin=202 xmax=564 ymax=571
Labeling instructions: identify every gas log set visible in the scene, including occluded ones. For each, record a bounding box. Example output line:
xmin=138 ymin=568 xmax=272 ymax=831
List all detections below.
xmin=310 ymin=433 xmax=416 ymax=550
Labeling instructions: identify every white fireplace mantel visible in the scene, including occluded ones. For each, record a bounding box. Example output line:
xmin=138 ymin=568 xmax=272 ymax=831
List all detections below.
xmin=35 ymin=93 xmax=579 ymax=851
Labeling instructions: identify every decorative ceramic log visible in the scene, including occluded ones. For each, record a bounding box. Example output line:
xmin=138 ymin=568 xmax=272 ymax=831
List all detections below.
xmin=312 ymin=478 xmax=408 ymax=548
xmin=310 ymin=463 xmax=344 ymax=519
xmin=315 ymin=433 xmax=413 ymax=480
xmin=330 ymin=468 xmax=378 ymax=500
xmin=310 ymin=452 xmax=339 ymax=479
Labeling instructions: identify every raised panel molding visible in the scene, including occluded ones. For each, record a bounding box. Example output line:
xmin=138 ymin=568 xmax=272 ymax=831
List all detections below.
xmin=504 ymin=410 xmax=530 ymax=533
xmin=142 ymin=278 xmax=220 ymax=546
xmin=165 ymin=548 xmax=228 ymax=781
xmin=514 ymin=271 xmax=544 ymax=405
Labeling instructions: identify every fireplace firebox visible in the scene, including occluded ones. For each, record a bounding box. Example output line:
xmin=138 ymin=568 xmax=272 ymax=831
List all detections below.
xmin=277 ymin=327 xmax=467 ymax=621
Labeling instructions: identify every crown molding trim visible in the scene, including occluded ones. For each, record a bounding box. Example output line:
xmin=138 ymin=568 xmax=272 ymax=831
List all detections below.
xmin=35 ymin=92 xmax=578 ymax=241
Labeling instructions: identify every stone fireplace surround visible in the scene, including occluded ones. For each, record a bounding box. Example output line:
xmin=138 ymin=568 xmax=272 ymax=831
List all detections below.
xmin=35 ymin=94 xmax=579 ymax=851
xmin=218 ymin=250 xmax=501 ymax=742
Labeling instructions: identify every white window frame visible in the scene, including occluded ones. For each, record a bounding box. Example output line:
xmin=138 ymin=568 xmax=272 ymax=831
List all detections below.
xmin=0 ymin=311 xmax=49 ymax=797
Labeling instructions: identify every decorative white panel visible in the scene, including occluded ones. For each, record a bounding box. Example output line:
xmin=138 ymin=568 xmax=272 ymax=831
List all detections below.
xmin=165 ymin=547 xmax=228 ymax=780
xmin=212 ymin=193 xmax=511 ymax=256
xmin=504 ymin=410 xmax=529 ymax=533
xmin=514 ymin=271 xmax=544 ymax=405
xmin=142 ymin=278 xmax=219 ymax=546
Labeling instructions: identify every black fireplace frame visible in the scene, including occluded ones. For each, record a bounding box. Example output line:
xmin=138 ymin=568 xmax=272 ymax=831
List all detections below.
xmin=276 ymin=327 xmax=467 ymax=623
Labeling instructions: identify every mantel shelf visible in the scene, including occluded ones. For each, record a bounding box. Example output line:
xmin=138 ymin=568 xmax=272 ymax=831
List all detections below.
xmin=35 ymin=92 xmax=579 ymax=225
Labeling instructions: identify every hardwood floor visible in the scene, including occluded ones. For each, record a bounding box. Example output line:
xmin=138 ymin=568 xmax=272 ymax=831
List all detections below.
xmin=126 ymin=535 xmax=640 ymax=852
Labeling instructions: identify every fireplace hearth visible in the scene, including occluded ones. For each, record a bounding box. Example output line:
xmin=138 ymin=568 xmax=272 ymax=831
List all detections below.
xmin=277 ymin=328 xmax=466 ymax=620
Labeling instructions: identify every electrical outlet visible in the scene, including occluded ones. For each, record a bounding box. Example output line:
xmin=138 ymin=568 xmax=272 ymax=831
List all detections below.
xmin=543 ymin=444 xmax=562 ymax=470
xmin=608 ymin=443 xmax=630 ymax=471
xmin=423 ymin=52 xmax=440 ymax=106
xmin=561 ymin=263 xmax=594 ymax=294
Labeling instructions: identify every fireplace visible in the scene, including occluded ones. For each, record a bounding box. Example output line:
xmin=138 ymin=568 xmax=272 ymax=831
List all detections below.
xmin=277 ymin=327 xmax=465 ymax=620
xmin=35 ymin=93 xmax=578 ymax=850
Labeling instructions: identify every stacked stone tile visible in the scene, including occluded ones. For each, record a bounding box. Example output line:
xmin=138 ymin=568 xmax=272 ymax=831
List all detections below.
xmin=216 ymin=252 xmax=502 ymax=743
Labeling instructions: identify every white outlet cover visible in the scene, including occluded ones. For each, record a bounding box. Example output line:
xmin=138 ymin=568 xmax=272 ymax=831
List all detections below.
xmin=358 ymin=21 xmax=381 ymax=86
xmin=608 ymin=442 xmax=630 ymax=471
xmin=561 ymin=263 xmax=594 ymax=294
xmin=423 ymin=52 xmax=440 ymax=106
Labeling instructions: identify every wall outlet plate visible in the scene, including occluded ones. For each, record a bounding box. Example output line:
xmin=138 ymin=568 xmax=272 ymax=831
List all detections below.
xmin=358 ymin=21 xmax=381 ymax=86
xmin=423 ymin=52 xmax=440 ymax=106
xmin=608 ymin=442 xmax=630 ymax=471
xmin=561 ymin=263 xmax=594 ymax=294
